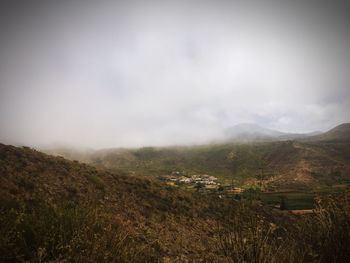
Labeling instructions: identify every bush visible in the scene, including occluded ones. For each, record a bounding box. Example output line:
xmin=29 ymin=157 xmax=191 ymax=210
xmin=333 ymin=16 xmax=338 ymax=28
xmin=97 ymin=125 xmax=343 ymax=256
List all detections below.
xmin=304 ymin=192 xmax=350 ymax=262
xmin=216 ymin=202 xmax=306 ymax=263
xmin=0 ymin=199 xmax=155 ymax=262
xmin=84 ymin=174 xmax=105 ymax=191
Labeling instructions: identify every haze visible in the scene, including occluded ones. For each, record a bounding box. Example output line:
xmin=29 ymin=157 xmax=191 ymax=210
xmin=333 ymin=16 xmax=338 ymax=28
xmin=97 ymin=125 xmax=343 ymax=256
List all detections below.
xmin=0 ymin=0 xmax=349 ymax=148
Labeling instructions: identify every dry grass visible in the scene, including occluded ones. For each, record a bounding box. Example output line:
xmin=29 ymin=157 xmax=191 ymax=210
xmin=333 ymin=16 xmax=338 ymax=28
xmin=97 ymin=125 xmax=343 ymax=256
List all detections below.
xmin=1 ymin=143 xmax=350 ymax=262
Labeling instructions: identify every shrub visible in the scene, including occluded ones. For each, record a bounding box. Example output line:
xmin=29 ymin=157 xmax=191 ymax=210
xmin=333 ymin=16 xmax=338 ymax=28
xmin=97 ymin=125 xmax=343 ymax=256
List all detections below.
xmin=215 ymin=202 xmax=306 ymax=263
xmin=0 ymin=199 xmax=155 ymax=262
xmin=304 ymin=192 xmax=350 ymax=262
xmin=84 ymin=174 xmax=105 ymax=191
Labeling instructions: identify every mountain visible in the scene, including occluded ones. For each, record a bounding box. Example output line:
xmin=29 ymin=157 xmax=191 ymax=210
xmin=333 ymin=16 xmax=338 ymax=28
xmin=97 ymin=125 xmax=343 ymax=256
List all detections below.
xmin=306 ymin=123 xmax=350 ymax=142
xmin=224 ymin=123 xmax=284 ymax=141
xmin=2 ymin=143 xmax=350 ymax=262
xmin=3 ymin=142 xmax=325 ymax=262
xmin=223 ymin=123 xmax=319 ymax=142
xmin=0 ymin=143 xmax=236 ymax=261
xmin=45 ymin=142 xmax=350 ymax=190
xmin=41 ymin=123 xmax=350 ymax=190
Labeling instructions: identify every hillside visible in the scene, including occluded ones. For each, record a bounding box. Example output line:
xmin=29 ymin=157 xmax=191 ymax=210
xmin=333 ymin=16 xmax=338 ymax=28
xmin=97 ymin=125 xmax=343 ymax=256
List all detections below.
xmin=0 ymin=143 xmax=293 ymax=261
xmin=222 ymin=123 xmax=320 ymax=142
xmin=48 ymin=140 xmax=350 ymax=190
xmin=0 ymin=143 xmax=218 ymax=260
xmin=43 ymin=124 xmax=350 ymax=190
xmin=2 ymin=143 xmax=350 ymax=262
xmin=306 ymin=123 xmax=350 ymax=142
xmin=223 ymin=123 xmax=285 ymax=141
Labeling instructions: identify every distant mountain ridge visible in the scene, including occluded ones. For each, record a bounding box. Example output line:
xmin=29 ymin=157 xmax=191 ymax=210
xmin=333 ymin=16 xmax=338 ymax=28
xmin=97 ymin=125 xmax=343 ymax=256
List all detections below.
xmin=40 ymin=123 xmax=350 ymax=190
xmin=306 ymin=123 xmax=350 ymax=142
xmin=39 ymin=123 xmax=350 ymax=189
xmin=223 ymin=123 xmax=322 ymax=142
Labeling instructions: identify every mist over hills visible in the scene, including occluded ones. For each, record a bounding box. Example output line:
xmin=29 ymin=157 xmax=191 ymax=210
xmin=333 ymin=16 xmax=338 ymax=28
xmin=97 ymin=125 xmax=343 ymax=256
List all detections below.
xmin=43 ymin=122 xmax=347 ymax=154
xmin=1 ymin=122 xmax=350 ymax=261
xmin=0 ymin=143 xmax=250 ymax=260
xmin=222 ymin=123 xmax=323 ymax=142
xmin=2 ymin=142 xmax=350 ymax=262
xmin=1 ymin=0 xmax=350 ymax=261
xmin=306 ymin=123 xmax=350 ymax=142
xmin=42 ymin=123 xmax=350 ymax=190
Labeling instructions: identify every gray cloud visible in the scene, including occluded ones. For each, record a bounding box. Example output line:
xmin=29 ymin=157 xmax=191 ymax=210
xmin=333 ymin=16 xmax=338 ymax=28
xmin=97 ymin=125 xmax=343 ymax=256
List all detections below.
xmin=0 ymin=0 xmax=349 ymax=148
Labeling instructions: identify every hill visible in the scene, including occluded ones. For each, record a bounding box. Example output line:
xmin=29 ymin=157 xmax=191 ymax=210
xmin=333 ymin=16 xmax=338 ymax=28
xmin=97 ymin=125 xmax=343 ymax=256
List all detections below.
xmin=1 ymin=143 xmax=350 ymax=262
xmin=222 ymin=123 xmax=320 ymax=142
xmin=306 ymin=123 xmax=350 ymax=142
xmin=0 ymin=143 xmax=217 ymax=260
xmin=42 ymin=123 xmax=350 ymax=190
xmin=0 ymin=143 xmax=292 ymax=261
xmin=48 ymin=140 xmax=350 ymax=190
xmin=223 ymin=123 xmax=285 ymax=141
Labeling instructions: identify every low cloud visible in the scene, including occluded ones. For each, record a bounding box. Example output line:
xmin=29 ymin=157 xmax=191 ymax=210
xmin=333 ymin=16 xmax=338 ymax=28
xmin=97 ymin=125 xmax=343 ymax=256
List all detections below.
xmin=0 ymin=0 xmax=349 ymax=148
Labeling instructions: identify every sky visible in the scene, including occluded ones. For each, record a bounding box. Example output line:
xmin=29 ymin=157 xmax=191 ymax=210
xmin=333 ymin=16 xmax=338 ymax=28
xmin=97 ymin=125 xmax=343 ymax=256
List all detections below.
xmin=0 ymin=0 xmax=349 ymax=148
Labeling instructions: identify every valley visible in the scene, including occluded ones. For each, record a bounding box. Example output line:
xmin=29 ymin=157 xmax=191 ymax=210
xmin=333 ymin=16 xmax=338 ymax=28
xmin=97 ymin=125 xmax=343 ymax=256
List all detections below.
xmin=1 ymin=123 xmax=350 ymax=262
xmin=44 ymin=124 xmax=350 ymax=210
xmin=1 ymin=1 xmax=350 ymax=261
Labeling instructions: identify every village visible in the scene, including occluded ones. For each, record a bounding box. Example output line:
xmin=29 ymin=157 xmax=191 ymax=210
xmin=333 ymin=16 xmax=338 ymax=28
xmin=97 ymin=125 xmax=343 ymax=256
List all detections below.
xmin=159 ymin=171 xmax=220 ymax=189
xmin=158 ymin=171 xmax=245 ymax=194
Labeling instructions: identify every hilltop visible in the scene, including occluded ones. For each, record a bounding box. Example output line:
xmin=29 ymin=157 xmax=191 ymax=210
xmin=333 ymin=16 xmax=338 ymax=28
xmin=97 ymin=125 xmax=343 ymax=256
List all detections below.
xmin=305 ymin=123 xmax=350 ymax=142
xmin=222 ymin=123 xmax=319 ymax=142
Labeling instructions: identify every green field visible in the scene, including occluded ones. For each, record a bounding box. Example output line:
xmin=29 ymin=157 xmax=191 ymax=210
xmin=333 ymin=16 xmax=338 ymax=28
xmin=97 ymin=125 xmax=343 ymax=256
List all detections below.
xmin=260 ymin=192 xmax=316 ymax=210
xmin=258 ymin=186 xmax=349 ymax=210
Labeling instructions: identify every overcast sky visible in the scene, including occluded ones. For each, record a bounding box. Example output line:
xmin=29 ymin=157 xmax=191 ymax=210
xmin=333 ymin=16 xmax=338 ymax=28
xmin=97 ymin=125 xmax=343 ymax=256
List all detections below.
xmin=0 ymin=0 xmax=349 ymax=148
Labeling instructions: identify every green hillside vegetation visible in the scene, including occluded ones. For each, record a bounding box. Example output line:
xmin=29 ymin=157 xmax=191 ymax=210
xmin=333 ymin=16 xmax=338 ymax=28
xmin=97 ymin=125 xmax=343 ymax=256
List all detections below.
xmin=1 ymin=143 xmax=350 ymax=262
xmin=61 ymin=140 xmax=349 ymax=191
xmin=306 ymin=123 xmax=350 ymax=142
xmin=43 ymin=124 xmax=350 ymax=191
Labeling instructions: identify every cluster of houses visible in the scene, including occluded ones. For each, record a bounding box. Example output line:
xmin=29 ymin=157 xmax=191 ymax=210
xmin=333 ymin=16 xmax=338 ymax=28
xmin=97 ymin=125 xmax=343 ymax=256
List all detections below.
xmin=160 ymin=172 xmax=220 ymax=189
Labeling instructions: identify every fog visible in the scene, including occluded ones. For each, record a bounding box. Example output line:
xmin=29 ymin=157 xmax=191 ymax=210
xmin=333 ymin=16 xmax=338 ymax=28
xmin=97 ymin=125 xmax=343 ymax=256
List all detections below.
xmin=0 ymin=0 xmax=349 ymax=148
